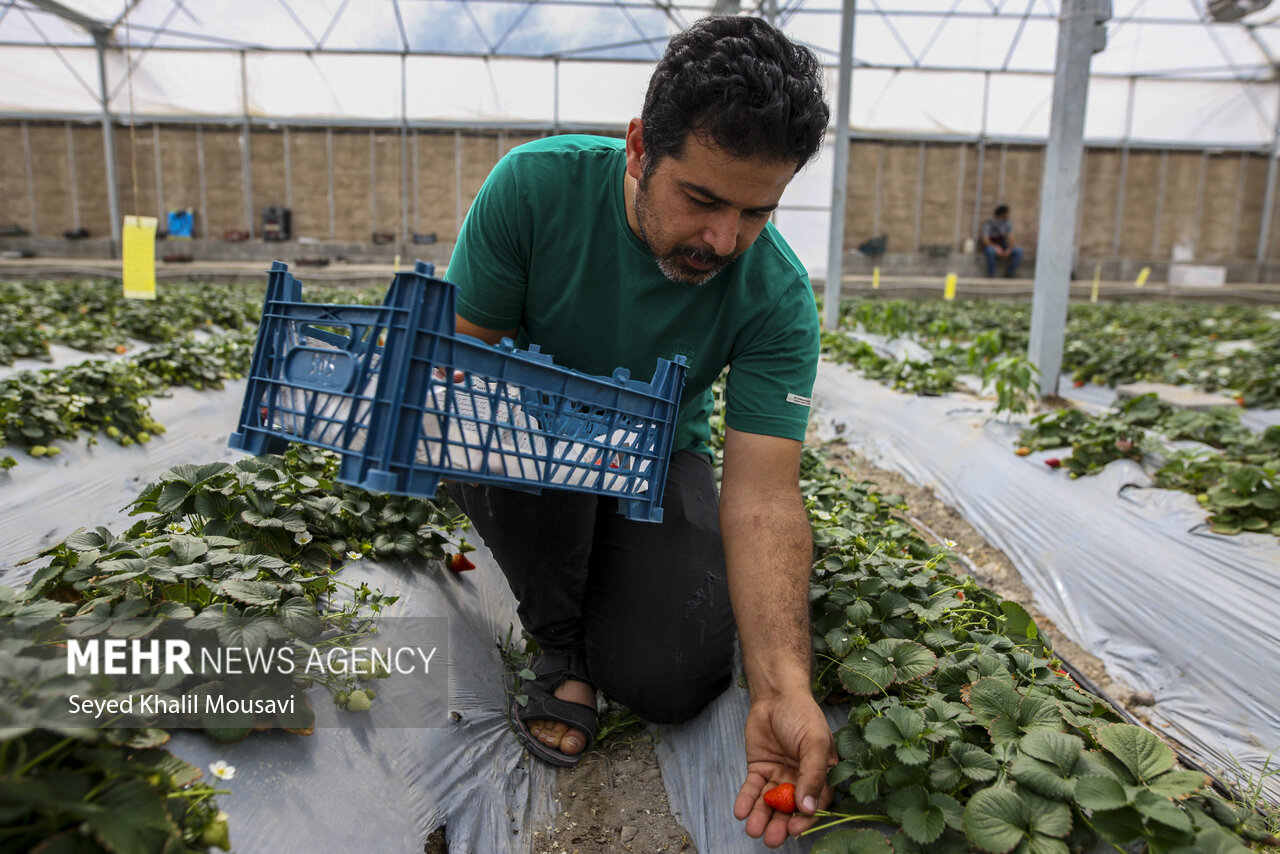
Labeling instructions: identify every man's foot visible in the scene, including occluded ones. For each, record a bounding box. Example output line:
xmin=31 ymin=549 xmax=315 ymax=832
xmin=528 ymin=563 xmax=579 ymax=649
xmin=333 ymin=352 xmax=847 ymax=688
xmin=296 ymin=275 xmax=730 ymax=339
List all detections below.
xmin=511 ymin=652 xmax=600 ymax=767
xmin=528 ymin=677 xmax=595 ymax=756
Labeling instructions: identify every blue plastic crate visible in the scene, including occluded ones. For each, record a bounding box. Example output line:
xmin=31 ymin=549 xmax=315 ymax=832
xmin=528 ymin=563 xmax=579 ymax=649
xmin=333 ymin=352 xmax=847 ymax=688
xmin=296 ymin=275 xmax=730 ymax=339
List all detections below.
xmin=229 ymin=260 xmax=687 ymax=522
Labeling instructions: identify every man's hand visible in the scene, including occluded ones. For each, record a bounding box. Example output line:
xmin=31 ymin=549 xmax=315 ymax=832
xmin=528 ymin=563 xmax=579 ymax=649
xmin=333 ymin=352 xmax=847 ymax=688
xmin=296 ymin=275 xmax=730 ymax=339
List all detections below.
xmin=734 ymin=690 xmax=837 ymax=848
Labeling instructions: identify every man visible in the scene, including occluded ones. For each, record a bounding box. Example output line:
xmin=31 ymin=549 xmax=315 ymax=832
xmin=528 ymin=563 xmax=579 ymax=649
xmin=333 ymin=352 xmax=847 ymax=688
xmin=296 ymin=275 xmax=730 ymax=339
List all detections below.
xmin=445 ymin=16 xmax=834 ymax=848
xmin=981 ymin=204 xmax=1024 ymax=277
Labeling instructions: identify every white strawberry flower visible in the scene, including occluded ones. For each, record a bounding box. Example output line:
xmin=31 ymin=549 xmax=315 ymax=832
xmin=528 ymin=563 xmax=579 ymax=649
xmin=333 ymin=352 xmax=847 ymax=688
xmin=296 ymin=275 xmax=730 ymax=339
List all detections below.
xmin=294 ymin=530 xmax=313 ymax=546
xmin=209 ymin=760 xmax=236 ymax=780
xmin=346 ymin=551 xmax=363 ymax=561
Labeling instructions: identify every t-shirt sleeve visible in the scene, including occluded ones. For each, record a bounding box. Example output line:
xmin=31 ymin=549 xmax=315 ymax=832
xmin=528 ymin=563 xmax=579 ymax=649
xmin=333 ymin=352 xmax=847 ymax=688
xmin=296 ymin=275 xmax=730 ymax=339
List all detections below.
xmin=445 ymin=152 xmax=530 ymax=331
xmin=723 ymin=279 xmax=820 ymax=442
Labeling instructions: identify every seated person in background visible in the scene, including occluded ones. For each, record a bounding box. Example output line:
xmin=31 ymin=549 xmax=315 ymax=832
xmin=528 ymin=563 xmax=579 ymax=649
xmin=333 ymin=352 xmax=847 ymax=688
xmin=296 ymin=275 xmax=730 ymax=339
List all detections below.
xmin=981 ymin=204 xmax=1024 ymax=278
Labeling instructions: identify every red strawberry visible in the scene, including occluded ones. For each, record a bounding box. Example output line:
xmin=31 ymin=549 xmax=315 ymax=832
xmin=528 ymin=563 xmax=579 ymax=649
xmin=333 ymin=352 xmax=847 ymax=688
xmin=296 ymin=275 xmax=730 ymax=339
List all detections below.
xmin=448 ymin=553 xmax=475 ymax=572
xmin=763 ymin=783 xmax=796 ymax=814
xmin=1072 ymin=379 xmax=1085 ymax=388
xmin=1044 ymin=458 xmax=1061 ymax=468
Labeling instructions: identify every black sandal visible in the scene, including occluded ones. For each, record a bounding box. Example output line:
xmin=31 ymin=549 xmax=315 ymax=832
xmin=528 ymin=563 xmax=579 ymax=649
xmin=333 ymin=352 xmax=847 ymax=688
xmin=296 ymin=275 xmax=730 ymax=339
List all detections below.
xmin=510 ymin=651 xmax=599 ymax=768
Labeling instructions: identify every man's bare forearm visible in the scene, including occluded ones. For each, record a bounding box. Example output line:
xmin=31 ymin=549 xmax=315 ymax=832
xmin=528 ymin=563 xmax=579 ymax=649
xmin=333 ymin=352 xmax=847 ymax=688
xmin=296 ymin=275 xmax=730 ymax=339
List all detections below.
xmin=720 ymin=483 xmax=814 ymax=699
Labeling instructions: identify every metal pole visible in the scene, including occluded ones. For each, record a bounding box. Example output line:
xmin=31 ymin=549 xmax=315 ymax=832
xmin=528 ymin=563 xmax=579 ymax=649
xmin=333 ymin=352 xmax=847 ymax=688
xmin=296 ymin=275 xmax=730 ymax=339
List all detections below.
xmin=913 ymin=141 xmax=925 ymax=251
xmin=1111 ymin=76 xmax=1135 ymax=258
xmin=1150 ymin=150 xmax=1167 ymax=257
xmin=1027 ymin=0 xmax=1110 ymax=397
xmin=96 ymin=38 xmax=122 ymax=251
xmin=153 ymin=124 xmax=164 ymax=221
xmin=823 ymin=0 xmax=857 ymax=331
xmin=326 ymin=127 xmax=335 ymax=239
xmin=240 ymin=51 xmax=255 ymax=238
xmin=971 ymin=71 xmax=990 ymax=238
xmin=401 ymin=53 xmax=410 ymax=246
xmin=953 ymin=143 xmax=967 ymax=252
xmin=196 ymin=124 xmax=208 ymax=238
xmin=22 ymin=123 xmax=37 ymax=235
xmin=1254 ymin=84 xmax=1280 ymax=263
xmin=66 ymin=122 xmax=80 ymax=230
xmin=1230 ymin=151 xmax=1247 ymax=258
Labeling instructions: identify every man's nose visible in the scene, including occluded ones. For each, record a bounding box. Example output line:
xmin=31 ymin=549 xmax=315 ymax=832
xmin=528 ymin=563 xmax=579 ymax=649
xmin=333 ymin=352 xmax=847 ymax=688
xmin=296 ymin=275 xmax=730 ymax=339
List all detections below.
xmin=702 ymin=211 xmax=739 ymax=257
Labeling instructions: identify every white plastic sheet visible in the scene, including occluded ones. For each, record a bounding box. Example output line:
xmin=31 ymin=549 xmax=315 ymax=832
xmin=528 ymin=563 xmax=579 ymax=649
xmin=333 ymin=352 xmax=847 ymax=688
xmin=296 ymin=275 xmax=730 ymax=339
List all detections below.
xmin=812 ymin=359 xmax=1280 ymax=801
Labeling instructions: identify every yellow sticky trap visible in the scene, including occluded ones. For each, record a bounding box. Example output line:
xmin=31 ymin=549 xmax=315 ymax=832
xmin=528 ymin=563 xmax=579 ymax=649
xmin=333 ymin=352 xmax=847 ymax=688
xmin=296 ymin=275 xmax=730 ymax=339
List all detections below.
xmin=1091 ymin=264 xmax=1102 ymax=303
xmin=122 ymin=215 xmax=158 ymax=300
xmin=1135 ymin=266 xmax=1150 ymax=288
xmin=944 ymin=273 xmax=957 ymax=301
xmin=872 ymin=266 xmax=880 ymax=289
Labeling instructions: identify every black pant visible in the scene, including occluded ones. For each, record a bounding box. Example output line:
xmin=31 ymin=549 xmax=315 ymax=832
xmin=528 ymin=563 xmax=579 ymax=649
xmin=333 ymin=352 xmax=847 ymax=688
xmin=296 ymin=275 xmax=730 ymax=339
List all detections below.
xmin=447 ymin=451 xmax=735 ymax=723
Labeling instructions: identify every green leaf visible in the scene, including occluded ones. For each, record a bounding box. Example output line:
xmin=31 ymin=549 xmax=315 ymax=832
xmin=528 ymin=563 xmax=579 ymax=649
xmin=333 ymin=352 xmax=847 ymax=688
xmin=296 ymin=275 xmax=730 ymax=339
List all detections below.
xmin=1023 ymin=791 xmax=1073 ymax=838
xmin=1019 ymin=730 xmax=1083 ymax=776
xmin=1096 ymin=723 xmax=1175 ymax=783
xmin=1000 ymin=601 xmax=1039 ymax=645
xmin=930 ymin=756 xmax=963 ymax=790
xmin=218 ymin=580 xmax=283 ymax=607
xmin=811 ymin=828 xmax=894 ymax=854
xmin=1131 ymin=789 xmax=1193 ymax=834
xmin=966 ymin=677 xmax=1022 ymax=725
xmin=840 ymin=647 xmax=895 ymax=695
xmin=85 ymin=779 xmax=179 ymax=854
xmin=828 ymin=760 xmax=859 ymax=788
xmin=1074 ymin=775 xmax=1130 ymax=811
xmin=1146 ymin=770 xmax=1210 ymax=800
xmin=1010 ymin=755 xmax=1076 ymax=801
xmin=835 ymin=727 xmax=865 ymax=760
xmin=963 ymin=787 xmax=1028 ymax=853
xmin=276 ymin=596 xmax=322 ymax=638
xmin=155 ymin=481 xmax=193 ymax=514
xmin=167 ymin=535 xmax=208 ymax=565
xmin=1164 ymin=825 xmax=1255 ymax=854
xmin=952 ymin=742 xmax=1001 ymax=782
xmin=882 ymin=639 xmax=938 ymax=683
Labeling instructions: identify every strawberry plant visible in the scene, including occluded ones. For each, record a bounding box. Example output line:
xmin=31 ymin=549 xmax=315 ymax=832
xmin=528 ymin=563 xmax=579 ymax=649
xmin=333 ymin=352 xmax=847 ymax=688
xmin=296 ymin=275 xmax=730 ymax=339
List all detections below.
xmin=821 ymin=333 xmax=958 ymax=396
xmin=797 ymin=445 xmax=1275 ymax=852
xmin=1019 ymin=394 xmax=1280 ymax=537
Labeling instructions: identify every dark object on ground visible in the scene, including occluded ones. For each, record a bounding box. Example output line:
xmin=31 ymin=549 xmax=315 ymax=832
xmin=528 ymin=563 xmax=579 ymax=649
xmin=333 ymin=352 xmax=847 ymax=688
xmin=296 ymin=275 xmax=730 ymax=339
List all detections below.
xmin=923 ymin=244 xmax=951 ymax=258
xmin=858 ymin=234 xmax=887 ymax=256
xmin=413 ymin=232 xmax=437 ymax=245
xmin=263 ymin=206 xmax=291 ymax=241
xmin=295 ymin=257 xmax=330 ymax=267
xmin=163 ymin=253 xmax=193 ymax=263
xmin=0 ymin=249 xmax=35 ymax=259
xmin=63 ymin=227 xmax=90 ymax=240
xmin=223 ymin=230 xmax=250 ymax=242
xmin=372 ymin=232 xmax=396 ymax=244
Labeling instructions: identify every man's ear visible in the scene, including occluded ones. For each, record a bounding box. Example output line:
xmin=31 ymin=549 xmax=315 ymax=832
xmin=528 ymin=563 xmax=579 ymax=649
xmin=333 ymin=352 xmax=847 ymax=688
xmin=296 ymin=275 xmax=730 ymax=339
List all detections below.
xmin=624 ymin=118 xmax=646 ymax=181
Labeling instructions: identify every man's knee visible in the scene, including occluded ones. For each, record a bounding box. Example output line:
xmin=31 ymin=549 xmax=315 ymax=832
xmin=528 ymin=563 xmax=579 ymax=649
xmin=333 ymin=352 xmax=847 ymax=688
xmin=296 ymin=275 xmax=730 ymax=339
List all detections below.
xmin=592 ymin=645 xmax=733 ymax=724
xmin=608 ymin=668 xmax=732 ymax=724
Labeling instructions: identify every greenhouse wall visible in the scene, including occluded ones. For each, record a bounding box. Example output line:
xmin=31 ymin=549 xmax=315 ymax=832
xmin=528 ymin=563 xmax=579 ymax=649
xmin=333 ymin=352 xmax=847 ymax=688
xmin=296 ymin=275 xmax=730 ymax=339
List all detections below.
xmin=1 ymin=119 xmax=1278 ymax=278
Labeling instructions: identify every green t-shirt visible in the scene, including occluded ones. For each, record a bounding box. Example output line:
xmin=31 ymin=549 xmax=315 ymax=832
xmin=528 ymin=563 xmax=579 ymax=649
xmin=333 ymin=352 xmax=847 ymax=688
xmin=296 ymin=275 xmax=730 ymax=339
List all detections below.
xmin=446 ymin=135 xmax=820 ymax=458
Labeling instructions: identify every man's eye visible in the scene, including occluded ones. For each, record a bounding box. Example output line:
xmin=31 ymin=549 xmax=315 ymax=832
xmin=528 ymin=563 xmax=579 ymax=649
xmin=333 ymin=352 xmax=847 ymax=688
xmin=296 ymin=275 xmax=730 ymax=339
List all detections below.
xmin=690 ymin=197 xmax=717 ymax=209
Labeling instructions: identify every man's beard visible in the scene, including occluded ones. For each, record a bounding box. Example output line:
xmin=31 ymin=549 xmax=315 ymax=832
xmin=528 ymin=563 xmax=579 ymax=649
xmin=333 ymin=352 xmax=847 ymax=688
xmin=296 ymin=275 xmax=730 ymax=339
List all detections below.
xmin=633 ymin=175 xmax=732 ymax=286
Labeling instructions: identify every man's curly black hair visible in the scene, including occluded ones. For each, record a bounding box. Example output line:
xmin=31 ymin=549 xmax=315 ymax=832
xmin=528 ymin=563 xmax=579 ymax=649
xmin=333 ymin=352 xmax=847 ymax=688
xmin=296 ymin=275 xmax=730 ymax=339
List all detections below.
xmin=640 ymin=16 xmax=829 ymax=176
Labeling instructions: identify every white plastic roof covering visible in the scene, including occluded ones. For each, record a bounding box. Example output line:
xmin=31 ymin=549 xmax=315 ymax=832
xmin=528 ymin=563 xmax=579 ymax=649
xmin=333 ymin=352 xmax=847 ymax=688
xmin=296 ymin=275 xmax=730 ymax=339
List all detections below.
xmin=1 ymin=0 xmax=1278 ymax=147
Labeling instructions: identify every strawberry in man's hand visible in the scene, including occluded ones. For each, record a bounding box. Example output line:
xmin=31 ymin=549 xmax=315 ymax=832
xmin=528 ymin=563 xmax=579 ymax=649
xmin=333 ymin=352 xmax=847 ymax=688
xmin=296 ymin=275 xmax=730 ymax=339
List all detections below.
xmin=762 ymin=783 xmax=796 ymax=814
